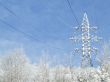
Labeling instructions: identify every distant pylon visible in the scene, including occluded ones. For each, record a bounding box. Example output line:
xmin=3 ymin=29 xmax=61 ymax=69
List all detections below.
xmin=70 ymin=13 xmax=101 ymax=67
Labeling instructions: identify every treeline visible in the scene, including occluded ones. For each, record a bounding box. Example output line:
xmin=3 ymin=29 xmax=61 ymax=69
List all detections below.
xmin=0 ymin=44 xmax=110 ymax=82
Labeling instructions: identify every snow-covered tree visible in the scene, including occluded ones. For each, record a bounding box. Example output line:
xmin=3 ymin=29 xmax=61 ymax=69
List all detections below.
xmin=97 ymin=43 xmax=110 ymax=82
xmin=1 ymin=42 xmax=110 ymax=82
xmin=33 ymin=52 xmax=50 ymax=82
xmin=1 ymin=49 xmax=36 ymax=82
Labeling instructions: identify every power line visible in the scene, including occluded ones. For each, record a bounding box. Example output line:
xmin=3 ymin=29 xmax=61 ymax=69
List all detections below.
xmin=0 ymin=19 xmax=41 ymax=42
xmin=0 ymin=0 xmax=72 ymax=35
xmin=0 ymin=1 xmax=70 ymax=51
xmin=65 ymin=0 xmax=80 ymax=26
xmin=0 ymin=2 xmax=17 ymax=17
xmin=0 ymin=19 xmax=66 ymax=51
xmin=0 ymin=1 xmax=69 ymax=37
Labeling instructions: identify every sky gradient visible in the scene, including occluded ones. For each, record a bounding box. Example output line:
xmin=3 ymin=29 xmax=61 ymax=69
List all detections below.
xmin=0 ymin=0 xmax=110 ymax=66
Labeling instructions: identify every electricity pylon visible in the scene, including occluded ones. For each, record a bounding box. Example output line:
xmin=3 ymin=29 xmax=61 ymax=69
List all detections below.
xmin=70 ymin=13 xmax=101 ymax=67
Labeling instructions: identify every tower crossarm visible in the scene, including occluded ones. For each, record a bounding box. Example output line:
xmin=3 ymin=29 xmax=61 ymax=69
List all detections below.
xmin=74 ymin=48 xmax=82 ymax=54
xmin=70 ymin=35 xmax=82 ymax=42
xmin=90 ymin=26 xmax=98 ymax=31
xmin=91 ymin=35 xmax=102 ymax=42
xmin=73 ymin=47 xmax=98 ymax=55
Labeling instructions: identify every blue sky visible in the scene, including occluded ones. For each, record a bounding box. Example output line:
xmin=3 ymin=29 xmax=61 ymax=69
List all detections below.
xmin=0 ymin=0 xmax=110 ymax=66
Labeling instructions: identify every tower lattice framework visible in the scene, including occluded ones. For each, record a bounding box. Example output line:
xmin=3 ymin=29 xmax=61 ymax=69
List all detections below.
xmin=70 ymin=13 xmax=101 ymax=67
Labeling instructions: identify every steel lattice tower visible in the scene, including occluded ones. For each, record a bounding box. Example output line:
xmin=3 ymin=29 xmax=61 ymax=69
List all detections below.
xmin=70 ymin=13 xmax=101 ymax=67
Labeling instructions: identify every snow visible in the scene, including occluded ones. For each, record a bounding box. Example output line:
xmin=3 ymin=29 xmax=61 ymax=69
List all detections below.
xmin=0 ymin=43 xmax=109 ymax=82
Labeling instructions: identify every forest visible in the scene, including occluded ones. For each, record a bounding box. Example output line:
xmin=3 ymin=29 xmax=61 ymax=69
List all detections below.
xmin=0 ymin=43 xmax=110 ymax=82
